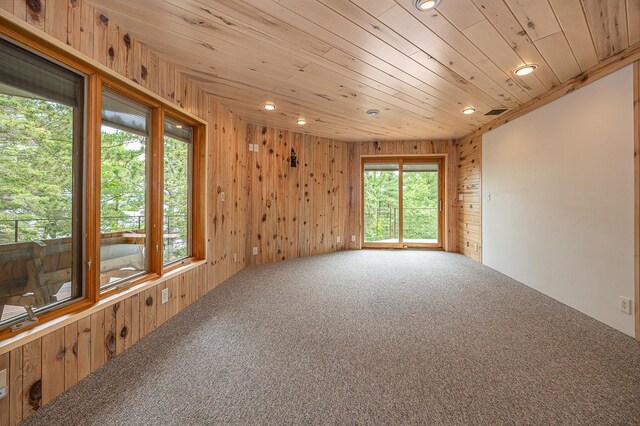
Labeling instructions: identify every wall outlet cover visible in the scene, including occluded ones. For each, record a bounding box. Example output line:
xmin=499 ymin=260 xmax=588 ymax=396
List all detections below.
xmin=619 ymin=297 xmax=632 ymax=315
xmin=252 ymin=247 xmax=258 ymax=255
xmin=351 ymin=235 xmax=356 ymax=242
xmin=253 ymin=144 xmax=259 ymax=152
xmin=221 ymin=192 xmax=225 ymax=201
xmin=161 ymin=288 xmax=169 ymax=304
xmin=337 ymin=236 xmax=341 ymax=243
xmin=458 ymin=194 xmax=464 ymax=201
xmin=248 ymin=144 xmax=254 ymax=152
xmin=0 ymin=369 xmax=6 ymax=388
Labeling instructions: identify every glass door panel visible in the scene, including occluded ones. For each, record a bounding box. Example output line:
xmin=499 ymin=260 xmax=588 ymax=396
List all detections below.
xmin=363 ymin=162 xmax=400 ymax=244
xmin=402 ymin=162 xmax=439 ymax=245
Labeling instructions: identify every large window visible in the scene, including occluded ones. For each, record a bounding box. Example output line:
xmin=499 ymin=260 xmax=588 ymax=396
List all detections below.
xmin=100 ymin=89 xmax=150 ymax=290
xmin=0 ymin=28 xmax=204 ymax=335
xmin=163 ymin=117 xmax=192 ymax=265
xmin=0 ymin=37 xmax=85 ymax=329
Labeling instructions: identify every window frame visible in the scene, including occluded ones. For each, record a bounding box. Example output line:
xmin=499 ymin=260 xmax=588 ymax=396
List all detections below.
xmin=162 ymin=113 xmax=195 ymax=270
xmin=0 ymin=22 xmax=207 ymax=339
xmin=0 ymin=34 xmax=87 ymax=330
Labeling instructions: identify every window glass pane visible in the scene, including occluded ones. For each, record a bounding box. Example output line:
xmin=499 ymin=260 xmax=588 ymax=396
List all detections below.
xmin=363 ymin=162 xmax=400 ymax=244
xmin=0 ymin=38 xmax=84 ymax=328
xmin=402 ymin=162 xmax=439 ymax=244
xmin=163 ymin=118 xmax=192 ymax=265
xmin=100 ymin=89 xmax=149 ymax=290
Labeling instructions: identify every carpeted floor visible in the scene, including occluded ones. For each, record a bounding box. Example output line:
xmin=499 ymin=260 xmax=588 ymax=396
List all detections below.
xmin=23 ymin=250 xmax=640 ymax=425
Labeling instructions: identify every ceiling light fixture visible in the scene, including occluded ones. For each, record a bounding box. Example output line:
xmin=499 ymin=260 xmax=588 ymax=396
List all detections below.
xmin=366 ymin=109 xmax=380 ymax=118
xmin=297 ymin=118 xmax=306 ymax=125
xmin=463 ymin=107 xmax=476 ymax=115
xmin=415 ymin=0 xmax=441 ymax=11
xmin=263 ymin=103 xmax=276 ymax=111
xmin=514 ymin=64 xmax=538 ymax=76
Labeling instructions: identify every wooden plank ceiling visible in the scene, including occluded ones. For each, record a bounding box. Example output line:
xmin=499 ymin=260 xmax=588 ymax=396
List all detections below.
xmin=87 ymin=0 xmax=639 ymax=141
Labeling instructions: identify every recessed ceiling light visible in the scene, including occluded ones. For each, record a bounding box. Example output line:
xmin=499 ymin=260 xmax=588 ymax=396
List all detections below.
xmin=297 ymin=118 xmax=306 ymax=125
xmin=514 ymin=64 xmax=538 ymax=76
xmin=366 ymin=109 xmax=380 ymax=118
xmin=463 ymin=107 xmax=476 ymax=115
xmin=263 ymin=103 xmax=276 ymax=111
xmin=415 ymin=0 xmax=441 ymax=11
xmin=175 ymin=125 xmax=183 ymax=129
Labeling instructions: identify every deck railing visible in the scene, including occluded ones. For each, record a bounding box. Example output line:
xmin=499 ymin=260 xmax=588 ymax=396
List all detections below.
xmin=363 ymin=206 xmax=438 ymax=241
xmin=0 ymin=215 xmax=186 ymax=244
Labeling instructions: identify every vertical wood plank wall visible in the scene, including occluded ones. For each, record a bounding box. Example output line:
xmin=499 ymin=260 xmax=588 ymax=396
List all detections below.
xmin=455 ymin=135 xmax=482 ymax=262
xmin=0 ymin=1 xmax=246 ymax=424
xmin=346 ymin=140 xmax=458 ymax=252
xmin=245 ymin=125 xmax=350 ymax=265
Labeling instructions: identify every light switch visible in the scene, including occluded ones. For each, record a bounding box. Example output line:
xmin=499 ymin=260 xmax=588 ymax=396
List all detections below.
xmin=253 ymin=144 xmax=259 ymax=152
xmin=248 ymin=144 xmax=254 ymax=152
xmin=458 ymin=194 xmax=464 ymax=201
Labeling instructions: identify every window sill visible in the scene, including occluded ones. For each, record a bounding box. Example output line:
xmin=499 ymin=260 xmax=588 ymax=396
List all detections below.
xmin=0 ymin=259 xmax=207 ymax=355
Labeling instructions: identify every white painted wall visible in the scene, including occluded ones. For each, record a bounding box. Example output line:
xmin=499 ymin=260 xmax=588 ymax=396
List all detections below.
xmin=482 ymin=65 xmax=635 ymax=336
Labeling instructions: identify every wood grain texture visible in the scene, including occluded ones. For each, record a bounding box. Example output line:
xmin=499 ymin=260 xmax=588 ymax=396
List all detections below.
xmin=74 ymin=0 xmax=635 ymax=141
xmin=634 ymin=61 xmax=639 ymax=341
xmin=455 ymin=135 xmax=482 ymax=262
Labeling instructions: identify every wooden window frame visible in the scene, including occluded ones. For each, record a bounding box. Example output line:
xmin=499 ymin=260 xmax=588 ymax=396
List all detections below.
xmin=0 ymin=20 xmax=206 ymax=340
xmin=360 ymin=155 xmax=446 ymax=250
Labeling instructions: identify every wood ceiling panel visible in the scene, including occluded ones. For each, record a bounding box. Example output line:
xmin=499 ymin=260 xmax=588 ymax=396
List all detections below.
xmin=85 ymin=0 xmax=634 ymax=141
xmin=582 ymin=0 xmax=629 ymax=60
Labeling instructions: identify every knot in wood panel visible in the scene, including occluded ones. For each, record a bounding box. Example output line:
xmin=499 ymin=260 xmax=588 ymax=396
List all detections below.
xmin=56 ymin=346 xmax=66 ymax=360
xmin=26 ymin=0 xmax=41 ymax=13
xmin=120 ymin=326 xmax=129 ymax=338
xmin=29 ymin=380 xmax=42 ymax=410
xmin=146 ymin=296 xmax=154 ymax=306
xmin=106 ymin=332 xmax=116 ymax=356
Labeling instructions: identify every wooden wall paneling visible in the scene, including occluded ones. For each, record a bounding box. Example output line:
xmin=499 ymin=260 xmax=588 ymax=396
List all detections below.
xmin=116 ymin=296 xmax=128 ymax=354
xmin=67 ymin=0 xmax=81 ymax=51
xmin=104 ymin=303 xmax=117 ymax=362
xmin=455 ymin=135 xmax=482 ymax=261
xmin=63 ymin=322 xmax=78 ymax=390
xmin=21 ymin=338 xmax=41 ymax=418
xmin=89 ymin=310 xmax=104 ymax=371
xmin=25 ymin=0 xmax=44 ymax=30
xmin=300 ymin=135 xmax=311 ymax=258
xmin=76 ymin=316 xmax=91 ymax=381
xmin=44 ymin=0 xmax=66 ymax=43
xmin=0 ymin=0 xmax=13 ymax=14
xmin=629 ymin=0 xmax=640 ymax=45
xmin=92 ymin=9 xmax=107 ymax=65
xmin=40 ymin=328 xmax=64 ymax=405
xmin=9 ymin=348 xmax=22 ymax=425
xmin=0 ymin=352 xmax=9 ymax=425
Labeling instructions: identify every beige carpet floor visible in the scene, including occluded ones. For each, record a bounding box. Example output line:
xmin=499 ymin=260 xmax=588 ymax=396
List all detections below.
xmin=23 ymin=250 xmax=640 ymax=425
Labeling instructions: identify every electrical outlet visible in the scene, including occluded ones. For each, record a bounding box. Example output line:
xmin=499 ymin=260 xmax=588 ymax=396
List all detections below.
xmin=248 ymin=144 xmax=254 ymax=152
xmin=161 ymin=288 xmax=169 ymax=304
xmin=619 ymin=297 xmax=632 ymax=315
xmin=474 ymin=243 xmax=479 ymax=251
xmin=351 ymin=235 xmax=356 ymax=242
xmin=252 ymin=247 xmax=258 ymax=255
xmin=337 ymin=236 xmax=341 ymax=243
xmin=458 ymin=194 xmax=464 ymax=201
xmin=220 ymin=192 xmax=225 ymax=202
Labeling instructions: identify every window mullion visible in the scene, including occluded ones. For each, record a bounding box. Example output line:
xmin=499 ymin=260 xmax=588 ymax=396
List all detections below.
xmin=150 ymin=107 xmax=165 ymax=276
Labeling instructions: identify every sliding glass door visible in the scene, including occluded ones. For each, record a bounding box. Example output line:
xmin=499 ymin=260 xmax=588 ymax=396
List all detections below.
xmin=362 ymin=158 xmax=443 ymax=248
